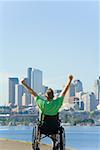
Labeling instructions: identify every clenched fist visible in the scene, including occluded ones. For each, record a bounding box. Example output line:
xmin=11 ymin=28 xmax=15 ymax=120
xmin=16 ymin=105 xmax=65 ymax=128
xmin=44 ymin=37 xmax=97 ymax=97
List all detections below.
xmin=68 ymin=75 xmax=73 ymax=81
xmin=21 ymin=79 xmax=25 ymax=85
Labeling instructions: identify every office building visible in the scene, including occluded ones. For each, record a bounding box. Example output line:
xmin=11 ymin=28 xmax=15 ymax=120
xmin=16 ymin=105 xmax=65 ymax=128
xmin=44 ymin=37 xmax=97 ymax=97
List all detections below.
xmin=8 ymin=78 xmax=19 ymax=105
xmin=22 ymin=93 xmax=31 ymax=106
xmin=27 ymin=67 xmax=32 ymax=87
xmin=94 ymin=76 xmax=100 ymax=102
xmin=82 ymin=92 xmax=97 ymax=112
xmin=15 ymin=84 xmax=23 ymax=107
xmin=22 ymin=77 xmax=31 ymax=105
xmin=32 ymin=69 xmax=43 ymax=94
xmin=74 ymin=80 xmax=83 ymax=93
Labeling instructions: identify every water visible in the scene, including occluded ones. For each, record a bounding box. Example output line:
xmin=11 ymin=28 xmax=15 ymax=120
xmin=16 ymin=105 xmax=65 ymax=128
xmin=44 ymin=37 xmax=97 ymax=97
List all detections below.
xmin=0 ymin=126 xmax=100 ymax=150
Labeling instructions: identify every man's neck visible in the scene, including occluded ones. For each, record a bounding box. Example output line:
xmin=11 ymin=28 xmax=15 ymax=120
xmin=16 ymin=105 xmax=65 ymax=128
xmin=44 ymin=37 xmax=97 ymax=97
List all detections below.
xmin=47 ymin=98 xmax=52 ymax=102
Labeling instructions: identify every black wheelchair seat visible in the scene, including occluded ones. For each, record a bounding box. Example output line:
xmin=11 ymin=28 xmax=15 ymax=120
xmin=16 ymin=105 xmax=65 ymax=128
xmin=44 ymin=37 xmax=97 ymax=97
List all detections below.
xmin=38 ymin=113 xmax=60 ymax=135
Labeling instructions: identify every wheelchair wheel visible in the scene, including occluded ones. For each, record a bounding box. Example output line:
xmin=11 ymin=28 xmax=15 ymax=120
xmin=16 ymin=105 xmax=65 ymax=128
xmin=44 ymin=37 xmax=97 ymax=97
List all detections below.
xmin=32 ymin=125 xmax=40 ymax=150
xmin=59 ymin=126 xmax=65 ymax=150
xmin=55 ymin=126 xmax=65 ymax=150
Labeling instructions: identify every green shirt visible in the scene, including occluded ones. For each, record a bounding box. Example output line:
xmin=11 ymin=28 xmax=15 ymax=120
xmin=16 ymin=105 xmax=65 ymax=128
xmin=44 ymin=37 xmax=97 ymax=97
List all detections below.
xmin=35 ymin=96 xmax=64 ymax=116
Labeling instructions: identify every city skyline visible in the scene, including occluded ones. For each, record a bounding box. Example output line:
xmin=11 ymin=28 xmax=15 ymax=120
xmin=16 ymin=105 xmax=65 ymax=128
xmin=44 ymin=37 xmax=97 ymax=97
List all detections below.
xmin=0 ymin=66 xmax=99 ymax=106
xmin=0 ymin=1 xmax=99 ymax=105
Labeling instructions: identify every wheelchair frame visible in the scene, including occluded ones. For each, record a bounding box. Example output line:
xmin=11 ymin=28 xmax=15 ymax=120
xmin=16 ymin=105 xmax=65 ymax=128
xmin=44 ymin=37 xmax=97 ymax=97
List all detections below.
xmin=32 ymin=114 xmax=66 ymax=150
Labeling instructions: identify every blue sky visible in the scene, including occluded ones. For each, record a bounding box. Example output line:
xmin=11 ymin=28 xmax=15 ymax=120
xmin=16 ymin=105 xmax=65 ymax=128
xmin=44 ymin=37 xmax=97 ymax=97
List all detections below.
xmin=0 ymin=0 xmax=99 ymax=105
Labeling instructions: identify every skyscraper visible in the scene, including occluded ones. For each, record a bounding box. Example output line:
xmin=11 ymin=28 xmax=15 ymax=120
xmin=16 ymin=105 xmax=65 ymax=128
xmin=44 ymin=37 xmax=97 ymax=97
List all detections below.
xmin=22 ymin=77 xmax=31 ymax=105
xmin=15 ymin=84 xmax=23 ymax=107
xmin=22 ymin=93 xmax=30 ymax=106
xmin=74 ymin=80 xmax=83 ymax=93
xmin=27 ymin=67 xmax=32 ymax=87
xmin=27 ymin=68 xmax=32 ymax=105
xmin=94 ymin=76 xmax=100 ymax=102
xmin=82 ymin=92 xmax=97 ymax=112
xmin=32 ymin=69 xmax=43 ymax=94
xmin=8 ymin=78 xmax=19 ymax=105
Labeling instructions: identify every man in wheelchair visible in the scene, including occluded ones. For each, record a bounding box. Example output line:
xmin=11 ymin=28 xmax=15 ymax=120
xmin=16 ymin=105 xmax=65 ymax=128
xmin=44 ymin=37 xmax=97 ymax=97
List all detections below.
xmin=21 ymin=75 xmax=73 ymax=150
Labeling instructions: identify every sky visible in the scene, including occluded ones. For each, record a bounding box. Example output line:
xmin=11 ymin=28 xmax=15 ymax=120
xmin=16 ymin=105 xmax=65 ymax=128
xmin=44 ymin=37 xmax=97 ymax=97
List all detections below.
xmin=0 ymin=0 xmax=99 ymax=105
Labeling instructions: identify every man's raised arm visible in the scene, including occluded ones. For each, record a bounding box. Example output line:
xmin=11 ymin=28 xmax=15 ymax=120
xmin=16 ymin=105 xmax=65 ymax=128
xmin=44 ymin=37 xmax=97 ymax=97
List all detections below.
xmin=60 ymin=75 xmax=73 ymax=98
xmin=21 ymin=80 xmax=38 ymax=97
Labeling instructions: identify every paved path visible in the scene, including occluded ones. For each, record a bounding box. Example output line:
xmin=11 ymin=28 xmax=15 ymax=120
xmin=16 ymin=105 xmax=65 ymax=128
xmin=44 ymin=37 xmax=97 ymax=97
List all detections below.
xmin=0 ymin=139 xmax=71 ymax=150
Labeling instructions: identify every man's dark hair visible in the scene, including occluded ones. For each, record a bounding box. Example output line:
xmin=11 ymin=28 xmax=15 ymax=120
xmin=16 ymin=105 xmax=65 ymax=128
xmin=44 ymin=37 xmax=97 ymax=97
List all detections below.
xmin=45 ymin=88 xmax=54 ymax=100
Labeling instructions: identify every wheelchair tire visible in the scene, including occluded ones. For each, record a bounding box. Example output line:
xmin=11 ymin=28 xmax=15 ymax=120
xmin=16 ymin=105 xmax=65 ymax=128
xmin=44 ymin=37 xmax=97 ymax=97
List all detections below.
xmin=59 ymin=126 xmax=65 ymax=150
xmin=53 ymin=126 xmax=65 ymax=150
xmin=32 ymin=125 xmax=40 ymax=150
xmin=36 ymin=148 xmax=40 ymax=150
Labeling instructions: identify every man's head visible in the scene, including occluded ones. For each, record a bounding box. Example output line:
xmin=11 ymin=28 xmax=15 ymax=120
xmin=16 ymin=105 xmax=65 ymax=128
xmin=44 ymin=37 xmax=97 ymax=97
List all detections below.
xmin=45 ymin=88 xmax=54 ymax=101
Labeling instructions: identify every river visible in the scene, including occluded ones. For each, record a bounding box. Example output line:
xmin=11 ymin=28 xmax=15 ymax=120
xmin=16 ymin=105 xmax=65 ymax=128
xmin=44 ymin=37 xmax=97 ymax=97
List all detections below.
xmin=0 ymin=126 xmax=100 ymax=150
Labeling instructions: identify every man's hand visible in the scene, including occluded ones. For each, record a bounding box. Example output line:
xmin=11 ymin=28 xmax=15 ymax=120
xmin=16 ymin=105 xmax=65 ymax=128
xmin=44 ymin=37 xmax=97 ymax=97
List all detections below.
xmin=68 ymin=75 xmax=73 ymax=81
xmin=21 ymin=79 xmax=30 ymax=90
xmin=21 ymin=79 xmax=25 ymax=85
xmin=60 ymin=74 xmax=73 ymax=97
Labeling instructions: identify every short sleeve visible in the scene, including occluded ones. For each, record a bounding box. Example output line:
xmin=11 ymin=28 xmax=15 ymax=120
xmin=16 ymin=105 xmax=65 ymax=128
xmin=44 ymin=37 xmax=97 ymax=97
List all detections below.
xmin=35 ymin=96 xmax=45 ymax=112
xmin=57 ymin=96 xmax=64 ymax=106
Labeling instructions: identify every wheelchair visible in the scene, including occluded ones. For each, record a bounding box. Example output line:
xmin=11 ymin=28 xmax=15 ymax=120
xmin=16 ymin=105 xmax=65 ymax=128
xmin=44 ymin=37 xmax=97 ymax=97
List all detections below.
xmin=32 ymin=113 xmax=65 ymax=150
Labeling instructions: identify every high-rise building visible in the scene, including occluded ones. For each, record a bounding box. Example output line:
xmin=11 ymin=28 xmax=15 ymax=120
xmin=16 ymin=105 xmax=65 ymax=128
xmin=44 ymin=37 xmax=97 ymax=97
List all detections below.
xmin=22 ymin=93 xmax=26 ymax=106
xmin=27 ymin=68 xmax=32 ymax=105
xmin=22 ymin=77 xmax=31 ymax=105
xmin=8 ymin=78 xmax=19 ymax=105
xmin=32 ymin=69 xmax=43 ymax=94
xmin=27 ymin=67 xmax=32 ymax=87
xmin=74 ymin=80 xmax=83 ymax=93
xmin=15 ymin=84 xmax=23 ymax=107
xmin=22 ymin=93 xmax=31 ymax=106
xmin=94 ymin=76 xmax=100 ymax=102
xmin=82 ymin=92 xmax=97 ymax=112
xmin=15 ymin=84 xmax=18 ymax=106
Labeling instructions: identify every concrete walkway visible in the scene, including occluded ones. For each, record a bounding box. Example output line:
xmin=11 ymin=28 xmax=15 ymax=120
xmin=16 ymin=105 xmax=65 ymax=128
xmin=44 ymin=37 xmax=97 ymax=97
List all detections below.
xmin=0 ymin=139 xmax=71 ymax=150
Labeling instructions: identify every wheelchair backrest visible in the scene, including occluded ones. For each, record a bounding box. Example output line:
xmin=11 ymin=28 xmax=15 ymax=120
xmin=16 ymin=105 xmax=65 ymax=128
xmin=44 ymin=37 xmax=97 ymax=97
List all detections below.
xmin=41 ymin=113 xmax=60 ymax=125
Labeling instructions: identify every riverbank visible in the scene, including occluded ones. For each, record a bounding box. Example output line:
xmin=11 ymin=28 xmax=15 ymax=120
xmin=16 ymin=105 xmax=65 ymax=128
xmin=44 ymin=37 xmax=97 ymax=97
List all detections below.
xmin=0 ymin=139 xmax=71 ymax=150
